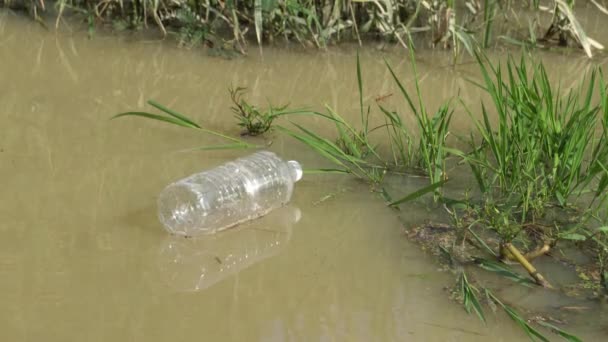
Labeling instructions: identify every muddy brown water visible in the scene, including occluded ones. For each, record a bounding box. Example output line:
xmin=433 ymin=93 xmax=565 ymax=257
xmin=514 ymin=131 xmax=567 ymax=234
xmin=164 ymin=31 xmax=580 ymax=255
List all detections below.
xmin=1 ymin=10 xmax=608 ymax=342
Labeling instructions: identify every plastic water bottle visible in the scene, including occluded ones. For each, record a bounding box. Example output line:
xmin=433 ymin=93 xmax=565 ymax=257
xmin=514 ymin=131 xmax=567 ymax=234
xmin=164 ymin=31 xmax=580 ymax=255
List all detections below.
xmin=157 ymin=150 xmax=302 ymax=236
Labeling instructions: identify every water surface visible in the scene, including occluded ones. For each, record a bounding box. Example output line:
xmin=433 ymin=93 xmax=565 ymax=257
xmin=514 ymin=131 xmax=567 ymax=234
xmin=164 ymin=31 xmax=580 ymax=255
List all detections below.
xmin=1 ymin=11 xmax=608 ymax=341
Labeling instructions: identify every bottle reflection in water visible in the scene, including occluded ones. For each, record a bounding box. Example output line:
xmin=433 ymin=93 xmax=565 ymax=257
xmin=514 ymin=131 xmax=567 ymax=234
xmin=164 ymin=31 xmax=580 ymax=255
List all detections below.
xmin=158 ymin=206 xmax=301 ymax=292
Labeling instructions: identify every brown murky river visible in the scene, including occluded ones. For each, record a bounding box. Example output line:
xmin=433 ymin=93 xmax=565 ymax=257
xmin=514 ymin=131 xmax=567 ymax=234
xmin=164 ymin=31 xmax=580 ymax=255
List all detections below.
xmin=1 ymin=9 xmax=608 ymax=342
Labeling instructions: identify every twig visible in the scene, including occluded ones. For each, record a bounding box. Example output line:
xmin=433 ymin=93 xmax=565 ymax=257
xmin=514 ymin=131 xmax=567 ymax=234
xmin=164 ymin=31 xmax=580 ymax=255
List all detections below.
xmin=503 ymin=243 xmax=553 ymax=288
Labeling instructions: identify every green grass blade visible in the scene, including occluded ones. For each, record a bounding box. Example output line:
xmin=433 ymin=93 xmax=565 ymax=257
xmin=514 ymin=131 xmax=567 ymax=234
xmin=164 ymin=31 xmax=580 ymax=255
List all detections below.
xmin=290 ymin=121 xmax=367 ymax=164
xmin=147 ymin=100 xmax=201 ymax=128
xmin=384 ymin=60 xmax=418 ymax=115
xmin=270 ymin=109 xmax=335 ymax=120
xmin=277 ymin=127 xmax=347 ymax=168
xmin=469 ymin=161 xmax=487 ymax=194
xmin=487 ymin=290 xmax=550 ymax=342
xmin=600 ymin=69 xmax=608 ymax=124
xmin=389 ymin=179 xmax=448 ymax=206
xmin=459 ymin=272 xmax=486 ymax=323
xmin=558 ymin=233 xmax=587 ymax=241
xmin=504 ymin=306 xmax=549 ymax=342
xmin=380 ymin=187 xmax=395 ymax=203
xmin=286 ymin=121 xmax=373 ymax=175
xmin=114 ymin=108 xmax=253 ymax=146
xmin=535 ymin=321 xmax=583 ymax=342
xmin=475 ymin=258 xmax=535 ymax=286
xmin=327 ymin=107 xmax=360 ymax=158
xmin=466 ymin=226 xmax=497 ymax=257
xmin=111 ymin=111 xmax=198 ymax=128
xmin=356 ymin=51 xmax=365 ymax=129
xmin=583 ymin=69 xmax=597 ymax=110
xmin=591 ymin=235 xmax=608 ymax=250
xmin=275 ymin=124 xmax=362 ymax=173
xmin=595 ymin=160 xmax=608 ymax=196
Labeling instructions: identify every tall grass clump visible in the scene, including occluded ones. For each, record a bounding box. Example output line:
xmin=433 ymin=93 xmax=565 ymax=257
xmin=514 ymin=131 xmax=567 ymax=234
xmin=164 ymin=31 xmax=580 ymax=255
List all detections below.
xmin=447 ymin=51 xmax=608 ymax=287
xmin=277 ymin=48 xmax=454 ymax=194
xmin=465 ymin=53 xmax=608 ymax=208
xmin=2 ymin=0 xmax=604 ymax=57
xmin=384 ymin=40 xmax=453 ymax=199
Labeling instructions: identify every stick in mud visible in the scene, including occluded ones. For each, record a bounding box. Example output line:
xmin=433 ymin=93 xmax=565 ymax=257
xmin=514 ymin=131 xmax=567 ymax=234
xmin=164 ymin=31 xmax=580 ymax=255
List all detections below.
xmin=503 ymin=243 xmax=553 ymax=289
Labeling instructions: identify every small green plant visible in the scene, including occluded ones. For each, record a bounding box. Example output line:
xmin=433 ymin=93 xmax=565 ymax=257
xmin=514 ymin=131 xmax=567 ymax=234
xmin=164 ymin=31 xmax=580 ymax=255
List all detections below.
xmin=229 ymin=86 xmax=293 ymax=136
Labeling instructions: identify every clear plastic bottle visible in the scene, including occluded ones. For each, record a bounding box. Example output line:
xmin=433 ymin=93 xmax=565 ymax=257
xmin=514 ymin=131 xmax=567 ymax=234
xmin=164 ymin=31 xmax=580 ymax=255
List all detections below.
xmin=158 ymin=150 xmax=302 ymax=236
